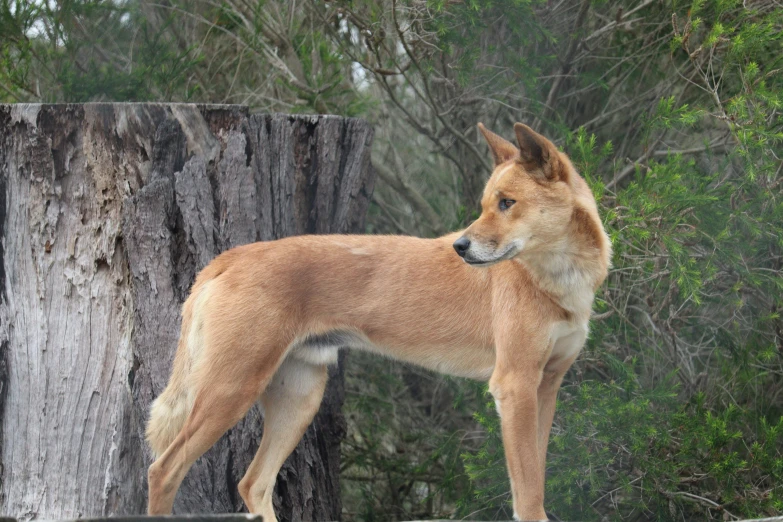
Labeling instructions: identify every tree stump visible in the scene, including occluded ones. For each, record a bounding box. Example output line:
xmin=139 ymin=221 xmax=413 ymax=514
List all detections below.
xmin=0 ymin=103 xmax=375 ymax=520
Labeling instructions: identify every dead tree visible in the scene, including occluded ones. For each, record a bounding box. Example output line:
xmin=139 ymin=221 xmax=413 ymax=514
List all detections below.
xmin=0 ymin=103 xmax=375 ymax=520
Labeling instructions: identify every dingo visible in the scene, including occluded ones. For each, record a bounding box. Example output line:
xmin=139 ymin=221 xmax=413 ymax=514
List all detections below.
xmin=146 ymin=123 xmax=611 ymax=521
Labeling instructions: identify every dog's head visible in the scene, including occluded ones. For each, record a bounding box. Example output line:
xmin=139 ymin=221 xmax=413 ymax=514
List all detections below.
xmin=453 ymin=123 xmax=576 ymax=266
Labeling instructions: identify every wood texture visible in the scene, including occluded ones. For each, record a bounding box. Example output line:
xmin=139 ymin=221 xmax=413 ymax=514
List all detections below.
xmin=0 ymin=103 xmax=375 ymax=520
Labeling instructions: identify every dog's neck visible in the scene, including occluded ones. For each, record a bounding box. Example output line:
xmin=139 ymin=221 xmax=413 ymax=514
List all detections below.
xmin=517 ymin=240 xmax=603 ymax=317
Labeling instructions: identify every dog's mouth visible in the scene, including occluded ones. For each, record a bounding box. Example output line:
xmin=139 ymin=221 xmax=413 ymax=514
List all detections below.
xmin=464 ymin=259 xmax=492 ymax=266
xmin=462 ymin=242 xmax=523 ymax=267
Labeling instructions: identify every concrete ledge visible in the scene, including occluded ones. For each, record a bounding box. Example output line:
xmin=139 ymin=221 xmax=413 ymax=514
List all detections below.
xmin=0 ymin=513 xmax=783 ymax=522
xmin=29 ymin=513 xmax=264 ymax=522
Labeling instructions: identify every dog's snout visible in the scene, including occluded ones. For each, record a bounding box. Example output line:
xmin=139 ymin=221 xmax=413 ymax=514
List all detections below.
xmin=453 ymin=236 xmax=471 ymax=257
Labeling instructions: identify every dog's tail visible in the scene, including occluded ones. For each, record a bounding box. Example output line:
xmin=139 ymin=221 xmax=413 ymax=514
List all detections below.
xmin=146 ymin=275 xmax=215 ymax=459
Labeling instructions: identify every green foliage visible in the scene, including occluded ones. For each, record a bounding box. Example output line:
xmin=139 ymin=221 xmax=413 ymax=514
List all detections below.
xmin=455 ymin=2 xmax=783 ymax=518
xmin=0 ymin=0 xmax=199 ymax=102
xmin=462 ymin=359 xmax=783 ymax=520
xmin=341 ymin=353 xmax=477 ymax=520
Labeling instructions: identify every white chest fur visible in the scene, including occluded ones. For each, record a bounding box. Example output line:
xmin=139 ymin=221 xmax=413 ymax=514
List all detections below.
xmin=549 ymin=320 xmax=589 ymax=362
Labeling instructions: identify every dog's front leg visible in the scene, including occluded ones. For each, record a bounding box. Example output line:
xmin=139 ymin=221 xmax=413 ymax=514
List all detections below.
xmin=490 ymin=364 xmax=548 ymax=521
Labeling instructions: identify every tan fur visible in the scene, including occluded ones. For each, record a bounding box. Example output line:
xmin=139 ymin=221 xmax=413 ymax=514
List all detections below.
xmin=146 ymin=123 xmax=611 ymax=521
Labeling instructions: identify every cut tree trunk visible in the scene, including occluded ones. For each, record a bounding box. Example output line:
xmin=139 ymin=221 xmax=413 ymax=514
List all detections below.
xmin=0 ymin=103 xmax=375 ymax=521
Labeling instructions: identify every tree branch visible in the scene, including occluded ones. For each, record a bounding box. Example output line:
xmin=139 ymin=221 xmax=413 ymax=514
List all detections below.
xmin=373 ymin=159 xmax=448 ymax=237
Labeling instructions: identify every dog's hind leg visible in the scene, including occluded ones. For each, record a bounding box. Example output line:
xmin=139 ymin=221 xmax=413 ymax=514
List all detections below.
xmin=147 ymin=336 xmax=288 ymax=515
xmin=147 ymin=381 xmax=259 ymax=513
xmin=237 ymin=356 xmax=328 ymax=521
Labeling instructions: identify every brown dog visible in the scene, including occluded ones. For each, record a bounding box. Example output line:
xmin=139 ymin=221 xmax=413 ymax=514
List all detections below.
xmin=145 ymin=123 xmax=611 ymax=521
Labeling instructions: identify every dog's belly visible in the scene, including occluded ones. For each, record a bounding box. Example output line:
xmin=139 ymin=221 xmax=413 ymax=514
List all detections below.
xmin=288 ymin=329 xmax=496 ymax=380
xmin=382 ymin=343 xmax=496 ymax=380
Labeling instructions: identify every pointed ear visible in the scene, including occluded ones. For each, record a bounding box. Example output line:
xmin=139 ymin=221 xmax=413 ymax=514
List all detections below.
xmin=513 ymin=123 xmax=551 ymax=167
xmin=514 ymin=123 xmax=564 ymax=181
xmin=478 ymin=122 xmax=519 ymax=166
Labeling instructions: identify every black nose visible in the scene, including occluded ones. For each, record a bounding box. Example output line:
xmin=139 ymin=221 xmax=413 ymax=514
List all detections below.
xmin=453 ymin=236 xmax=471 ymax=257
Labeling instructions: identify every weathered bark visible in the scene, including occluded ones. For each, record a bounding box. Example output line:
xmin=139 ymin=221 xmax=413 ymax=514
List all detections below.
xmin=0 ymin=103 xmax=375 ymax=520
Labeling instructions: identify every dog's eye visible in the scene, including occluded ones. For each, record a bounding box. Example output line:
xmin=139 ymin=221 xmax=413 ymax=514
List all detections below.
xmin=498 ymin=199 xmax=516 ymax=211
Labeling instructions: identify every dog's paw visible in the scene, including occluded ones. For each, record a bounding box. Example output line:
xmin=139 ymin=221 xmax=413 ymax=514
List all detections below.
xmin=513 ymin=513 xmax=548 ymax=522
